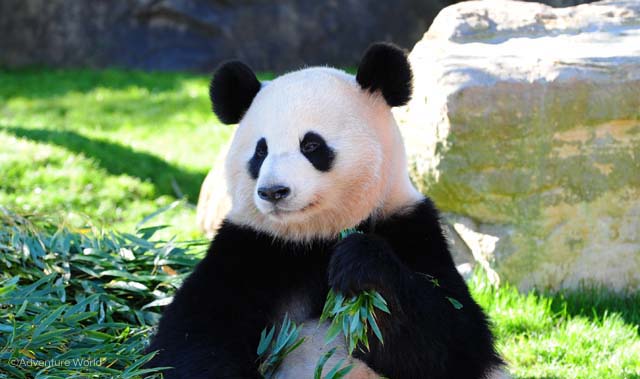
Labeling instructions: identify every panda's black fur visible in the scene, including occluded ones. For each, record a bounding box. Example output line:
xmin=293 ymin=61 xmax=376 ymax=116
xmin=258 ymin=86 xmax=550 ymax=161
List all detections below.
xmin=146 ymin=43 xmax=504 ymax=378
xmin=356 ymin=42 xmax=413 ymax=107
xmin=147 ymin=199 xmax=503 ymax=378
xmin=248 ymin=137 xmax=268 ymax=180
xmin=299 ymin=132 xmax=336 ymax=172
xmin=209 ymin=60 xmax=261 ymax=124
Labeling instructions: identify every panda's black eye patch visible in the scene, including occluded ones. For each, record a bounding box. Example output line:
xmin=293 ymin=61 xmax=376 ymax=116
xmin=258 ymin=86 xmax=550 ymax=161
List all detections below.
xmin=248 ymin=138 xmax=267 ymax=179
xmin=300 ymin=132 xmax=335 ymax=172
xmin=255 ymin=139 xmax=268 ymax=157
xmin=301 ymin=141 xmax=320 ymax=154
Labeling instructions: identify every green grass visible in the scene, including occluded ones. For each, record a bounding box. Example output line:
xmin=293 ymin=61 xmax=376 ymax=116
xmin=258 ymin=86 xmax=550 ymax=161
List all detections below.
xmin=470 ymin=275 xmax=640 ymax=379
xmin=0 ymin=68 xmax=272 ymax=239
xmin=1 ymin=68 xmax=639 ymax=378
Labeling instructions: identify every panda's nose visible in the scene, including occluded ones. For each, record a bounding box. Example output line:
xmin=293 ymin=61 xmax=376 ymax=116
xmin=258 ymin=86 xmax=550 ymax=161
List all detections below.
xmin=257 ymin=185 xmax=291 ymax=203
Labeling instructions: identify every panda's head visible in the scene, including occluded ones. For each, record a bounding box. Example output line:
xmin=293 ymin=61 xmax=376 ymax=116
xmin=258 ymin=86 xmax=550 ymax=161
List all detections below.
xmin=210 ymin=43 xmax=422 ymax=242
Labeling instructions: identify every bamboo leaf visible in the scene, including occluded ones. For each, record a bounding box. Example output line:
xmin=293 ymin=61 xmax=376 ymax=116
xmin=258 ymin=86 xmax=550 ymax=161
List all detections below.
xmin=325 ymin=358 xmax=352 ymax=379
xmin=325 ymin=320 xmax=342 ymax=345
xmin=32 ymin=305 xmax=67 ymax=338
xmin=257 ymin=326 xmax=276 ymax=356
xmin=367 ymin=312 xmax=384 ymax=344
xmin=314 ymin=347 xmax=336 ymax=379
xmin=446 ymin=296 xmax=464 ymax=310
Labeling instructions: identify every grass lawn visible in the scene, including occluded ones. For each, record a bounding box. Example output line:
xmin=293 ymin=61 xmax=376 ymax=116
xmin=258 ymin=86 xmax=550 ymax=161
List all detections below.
xmin=0 ymin=68 xmax=273 ymax=240
xmin=0 ymin=69 xmax=639 ymax=378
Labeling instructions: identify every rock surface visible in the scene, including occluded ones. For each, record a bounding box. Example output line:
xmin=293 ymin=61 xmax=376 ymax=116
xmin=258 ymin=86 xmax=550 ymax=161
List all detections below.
xmin=397 ymin=0 xmax=640 ymax=291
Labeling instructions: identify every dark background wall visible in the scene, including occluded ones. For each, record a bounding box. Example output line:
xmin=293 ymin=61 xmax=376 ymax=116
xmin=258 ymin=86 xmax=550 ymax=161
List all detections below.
xmin=0 ymin=0 xmax=598 ymax=73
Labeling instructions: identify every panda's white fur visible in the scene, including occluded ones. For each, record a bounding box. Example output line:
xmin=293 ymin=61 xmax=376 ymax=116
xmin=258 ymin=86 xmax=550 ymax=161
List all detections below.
xmin=224 ymin=67 xmax=422 ymax=243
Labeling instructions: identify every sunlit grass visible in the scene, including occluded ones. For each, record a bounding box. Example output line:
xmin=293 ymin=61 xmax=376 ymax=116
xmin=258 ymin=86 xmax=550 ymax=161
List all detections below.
xmin=0 ymin=68 xmax=243 ymax=238
xmin=471 ymin=275 xmax=640 ymax=379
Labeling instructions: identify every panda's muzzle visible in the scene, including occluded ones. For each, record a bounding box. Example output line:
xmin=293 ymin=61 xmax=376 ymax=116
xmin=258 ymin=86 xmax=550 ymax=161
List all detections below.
xmin=257 ymin=185 xmax=291 ymax=203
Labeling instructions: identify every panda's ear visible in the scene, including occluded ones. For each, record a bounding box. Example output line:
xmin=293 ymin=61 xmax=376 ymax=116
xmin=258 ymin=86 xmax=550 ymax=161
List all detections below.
xmin=209 ymin=61 xmax=261 ymax=124
xmin=356 ymin=42 xmax=413 ymax=107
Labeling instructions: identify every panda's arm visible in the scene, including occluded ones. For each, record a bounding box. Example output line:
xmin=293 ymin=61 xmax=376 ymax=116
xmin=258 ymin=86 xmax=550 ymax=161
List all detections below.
xmin=328 ymin=199 xmax=502 ymax=378
xmin=146 ymin=222 xmax=287 ymax=379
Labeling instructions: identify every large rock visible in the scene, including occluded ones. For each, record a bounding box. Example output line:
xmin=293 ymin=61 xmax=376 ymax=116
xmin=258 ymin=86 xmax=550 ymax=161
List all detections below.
xmin=397 ymin=0 xmax=640 ymax=291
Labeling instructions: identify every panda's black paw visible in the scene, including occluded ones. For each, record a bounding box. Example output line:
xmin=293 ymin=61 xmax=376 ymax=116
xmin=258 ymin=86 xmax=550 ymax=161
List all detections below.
xmin=328 ymin=233 xmax=403 ymax=297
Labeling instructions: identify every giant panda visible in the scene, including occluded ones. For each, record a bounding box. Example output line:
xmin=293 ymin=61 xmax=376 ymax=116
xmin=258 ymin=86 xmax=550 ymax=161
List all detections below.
xmin=147 ymin=42 xmax=507 ymax=379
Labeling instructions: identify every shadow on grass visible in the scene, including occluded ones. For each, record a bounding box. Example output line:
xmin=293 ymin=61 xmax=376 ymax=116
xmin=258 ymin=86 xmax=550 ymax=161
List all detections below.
xmin=547 ymin=288 xmax=640 ymax=334
xmin=2 ymin=126 xmax=205 ymax=202
xmin=0 ymin=68 xmax=276 ymax=101
xmin=0 ymin=68 xmax=195 ymax=100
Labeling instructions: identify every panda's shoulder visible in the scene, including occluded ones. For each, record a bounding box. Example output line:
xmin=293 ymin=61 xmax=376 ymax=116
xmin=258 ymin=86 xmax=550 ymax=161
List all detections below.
xmin=377 ymin=197 xmax=443 ymax=235
xmin=373 ymin=198 xmax=453 ymax=265
xmin=206 ymin=220 xmax=268 ymax=256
